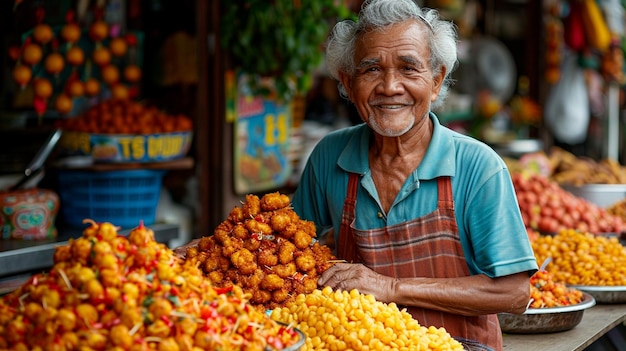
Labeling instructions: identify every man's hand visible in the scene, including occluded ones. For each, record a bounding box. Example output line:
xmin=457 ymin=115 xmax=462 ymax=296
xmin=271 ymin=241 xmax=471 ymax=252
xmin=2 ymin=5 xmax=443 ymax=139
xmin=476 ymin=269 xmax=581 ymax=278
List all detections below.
xmin=317 ymin=263 xmax=397 ymax=303
xmin=172 ymin=238 xmax=201 ymax=259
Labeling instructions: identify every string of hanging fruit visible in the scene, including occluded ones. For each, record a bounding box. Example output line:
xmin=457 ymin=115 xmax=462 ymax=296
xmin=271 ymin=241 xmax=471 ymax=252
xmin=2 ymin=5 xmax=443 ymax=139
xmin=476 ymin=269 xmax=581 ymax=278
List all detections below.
xmin=8 ymin=6 xmax=143 ymax=120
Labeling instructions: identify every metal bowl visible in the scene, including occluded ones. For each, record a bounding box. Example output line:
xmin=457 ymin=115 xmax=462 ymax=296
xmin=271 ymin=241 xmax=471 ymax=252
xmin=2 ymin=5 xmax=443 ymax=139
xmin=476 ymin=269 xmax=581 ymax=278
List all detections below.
xmin=490 ymin=139 xmax=544 ymax=159
xmin=561 ymin=184 xmax=626 ymax=209
xmin=498 ymin=292 xmax=595 ymax=334
xmin=568 ymin=285 xmax=626 ymax=304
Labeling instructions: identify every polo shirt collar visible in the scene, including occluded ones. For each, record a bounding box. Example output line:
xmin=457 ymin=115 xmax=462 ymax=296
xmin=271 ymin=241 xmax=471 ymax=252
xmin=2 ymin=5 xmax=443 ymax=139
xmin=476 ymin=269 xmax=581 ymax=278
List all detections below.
xmin=337 ymin=113 xmax=456 ymax=179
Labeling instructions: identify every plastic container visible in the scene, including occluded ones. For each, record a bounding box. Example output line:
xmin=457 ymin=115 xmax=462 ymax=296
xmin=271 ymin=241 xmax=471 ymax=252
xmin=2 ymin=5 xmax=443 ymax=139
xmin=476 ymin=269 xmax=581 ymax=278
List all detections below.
xmin=56 ymin=169 xmax=164 ymax=229
xmin=0 ymin=188 xmax=59 ymax=240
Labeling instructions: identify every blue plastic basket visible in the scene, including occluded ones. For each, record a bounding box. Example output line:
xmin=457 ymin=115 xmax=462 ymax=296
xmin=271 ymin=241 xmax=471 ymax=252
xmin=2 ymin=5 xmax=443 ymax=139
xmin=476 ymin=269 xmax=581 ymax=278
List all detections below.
xmin=57 ymin=169 xmax=164 ymax=229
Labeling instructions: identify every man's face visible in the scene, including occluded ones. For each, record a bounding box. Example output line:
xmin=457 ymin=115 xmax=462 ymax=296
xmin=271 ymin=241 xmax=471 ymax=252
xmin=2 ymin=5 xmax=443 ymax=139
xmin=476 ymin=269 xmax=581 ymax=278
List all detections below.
xmin=340 ymin=20 xmax=443 ymax=137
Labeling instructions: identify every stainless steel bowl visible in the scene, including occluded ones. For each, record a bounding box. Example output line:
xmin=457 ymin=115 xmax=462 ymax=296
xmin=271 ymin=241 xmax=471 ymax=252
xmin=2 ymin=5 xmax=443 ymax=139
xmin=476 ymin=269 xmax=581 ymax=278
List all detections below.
xmin=498 ymin=292 xmax=595 ymax=334
xmin=561 ymin=184 xmax=626 ymax=209
xmin=490 ymin=139 xmax=544 ymax=159
xmin=568 ymin=285 xmax=626 ymax=304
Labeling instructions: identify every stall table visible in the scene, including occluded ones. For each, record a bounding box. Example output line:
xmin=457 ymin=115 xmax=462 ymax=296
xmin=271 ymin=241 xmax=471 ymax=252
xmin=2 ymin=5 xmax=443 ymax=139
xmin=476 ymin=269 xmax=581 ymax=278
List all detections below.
xmin=503 ymin=304 xmax=626 ymax=350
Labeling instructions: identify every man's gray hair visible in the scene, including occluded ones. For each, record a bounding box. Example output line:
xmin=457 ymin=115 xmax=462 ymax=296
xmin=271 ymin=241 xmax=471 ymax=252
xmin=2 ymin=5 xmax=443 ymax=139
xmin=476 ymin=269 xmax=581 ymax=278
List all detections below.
xmin=325 ymin=0 xmax=458 ymax=109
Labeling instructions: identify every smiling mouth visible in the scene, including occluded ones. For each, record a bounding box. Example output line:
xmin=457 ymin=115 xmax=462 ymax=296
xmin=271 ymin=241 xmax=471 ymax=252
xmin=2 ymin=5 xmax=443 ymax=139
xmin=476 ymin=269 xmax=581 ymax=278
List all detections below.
xmin=376 ymin=104 xmax=405 ymax=109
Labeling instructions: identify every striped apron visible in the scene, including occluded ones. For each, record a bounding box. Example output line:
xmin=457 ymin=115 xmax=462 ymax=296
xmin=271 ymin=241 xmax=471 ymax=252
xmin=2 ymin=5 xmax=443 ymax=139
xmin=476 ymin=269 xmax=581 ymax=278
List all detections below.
xmin=337 ymin=173 xmax=501 ymax=351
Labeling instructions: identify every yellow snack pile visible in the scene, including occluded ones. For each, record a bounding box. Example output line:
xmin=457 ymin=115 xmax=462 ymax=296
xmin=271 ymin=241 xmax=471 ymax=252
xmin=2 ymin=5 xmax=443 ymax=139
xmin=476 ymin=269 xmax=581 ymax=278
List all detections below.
xmin=532 ymin=229 xmax=626 ymax=286
xmin=271 ymin=286 xmax=464 ymax=351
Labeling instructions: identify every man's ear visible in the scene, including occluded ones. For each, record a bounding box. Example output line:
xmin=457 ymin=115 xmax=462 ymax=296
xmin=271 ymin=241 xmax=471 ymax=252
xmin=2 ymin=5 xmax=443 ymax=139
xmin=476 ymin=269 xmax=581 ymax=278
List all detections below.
xmin=431 ymin=66 xmax=447 ymax=102
xmin=338 ymin=70 xmax=353 ymax=100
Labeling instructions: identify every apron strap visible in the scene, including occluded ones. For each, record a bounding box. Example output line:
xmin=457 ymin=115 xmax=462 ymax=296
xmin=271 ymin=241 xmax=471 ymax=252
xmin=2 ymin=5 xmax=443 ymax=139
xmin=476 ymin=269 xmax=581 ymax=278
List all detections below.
xmin=337 ymin=173 xmax=360 ymax=262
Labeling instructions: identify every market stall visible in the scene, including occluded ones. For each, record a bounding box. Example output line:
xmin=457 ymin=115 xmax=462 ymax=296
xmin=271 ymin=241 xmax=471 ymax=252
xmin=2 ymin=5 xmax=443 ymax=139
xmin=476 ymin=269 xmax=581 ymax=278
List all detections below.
xmin=3 ymin=0 xmax=626 ymax=350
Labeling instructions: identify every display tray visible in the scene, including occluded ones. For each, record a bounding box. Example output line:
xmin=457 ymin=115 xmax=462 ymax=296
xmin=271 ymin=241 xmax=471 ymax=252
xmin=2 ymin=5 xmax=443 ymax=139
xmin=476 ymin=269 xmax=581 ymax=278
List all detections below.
xmin=498 ymin=292 xmax=596 ymax=334
xmin=569 ymin=285 xmax=626 ymax=304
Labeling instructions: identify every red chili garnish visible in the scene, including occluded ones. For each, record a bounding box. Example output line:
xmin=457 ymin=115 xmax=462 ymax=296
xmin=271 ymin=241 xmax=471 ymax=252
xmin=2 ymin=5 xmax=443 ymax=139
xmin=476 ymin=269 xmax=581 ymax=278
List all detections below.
xmin=214 ymin=286 xmax=233 ymax=295
xmin=160 ymin=315 xmax=173 ymax=328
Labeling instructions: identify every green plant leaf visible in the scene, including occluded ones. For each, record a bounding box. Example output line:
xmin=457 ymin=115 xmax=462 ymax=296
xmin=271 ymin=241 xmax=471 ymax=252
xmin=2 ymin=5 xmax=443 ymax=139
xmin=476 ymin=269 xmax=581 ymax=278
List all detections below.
xmin=219 ymin=0 xmax=355 ymax=102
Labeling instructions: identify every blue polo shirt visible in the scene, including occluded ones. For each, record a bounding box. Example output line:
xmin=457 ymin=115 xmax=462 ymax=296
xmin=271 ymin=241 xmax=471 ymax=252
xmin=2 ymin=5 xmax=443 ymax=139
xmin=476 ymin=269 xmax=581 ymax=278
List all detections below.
xmin=292 ymin=113 xmax=538 ymax=278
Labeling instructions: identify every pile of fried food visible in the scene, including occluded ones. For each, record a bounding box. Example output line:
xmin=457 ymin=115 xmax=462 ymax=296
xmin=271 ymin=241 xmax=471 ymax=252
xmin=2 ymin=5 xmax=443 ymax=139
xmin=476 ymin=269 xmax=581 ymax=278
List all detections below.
xmin=529 ymin=269 xmax=583 ymax=308
xmin=509 ymin=147 xmax=626 ymax=185
xmin=0 ymin=221 xmax=301 ymax=350
xmin=184 ymin=192 xmax=338 ymax=311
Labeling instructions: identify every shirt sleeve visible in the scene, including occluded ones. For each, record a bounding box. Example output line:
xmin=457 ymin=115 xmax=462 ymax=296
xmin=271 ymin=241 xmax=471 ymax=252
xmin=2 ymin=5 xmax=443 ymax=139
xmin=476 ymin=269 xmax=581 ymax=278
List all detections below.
xmin=462 ymin=167 xmax=539 ymax=278
xmin=292 ymin=145 xmax=334 ymax=239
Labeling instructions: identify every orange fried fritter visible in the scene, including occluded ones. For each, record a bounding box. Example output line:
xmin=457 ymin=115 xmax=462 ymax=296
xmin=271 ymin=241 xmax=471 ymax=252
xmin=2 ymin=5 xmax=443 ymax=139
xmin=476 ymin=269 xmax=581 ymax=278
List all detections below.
xmin=277 ymin=241 xmax=296 ymax=264
xmin=227 ymin=206 xmax=244 ymax=223
xmin=53 ymin=245 xmax=71 ymax=263
xmin=261 ymin=274 xmax=285 ymax=291
xmin=312 ymin=242 xmax=337 ymax=274
xmin=203 ymin=254 xmax=221 ymax=272
xmin=208 ymin=270 xmax=224 ymax=284
xmin=301 ymin=275 xmax=318 ymax=293
xmin=230 ymin=248 xmax=257 ymax=275
xmin=298 ymin=220 xmax=317 ymax=237
xmin=260 ymin=192 xmax=291 ymax=211
xmin=232 ymin=223 xmax=249 ymax=240
xmin=274 ymin=263 xmax=297 ymax=279
xmin=270 ymin=209 xmax=293 ymax=232
xmin=242 ymin=194 xmax=261 ymax=218
xmin=241 ymin=270 xmax=264 ymax=289
xmin=258 ymin=249 xmax=278 ymax=267
xmin=198 ymin=236 xmax=215 ymax=251
xmin=295 ymin=248 xmax=316 ymax=271
xmin=221 ymin=237 xmax=243 ymax=257
xmin=271 ymin=288 xmax=291 ymax=304
xmin=293 ymin=229 xmax=313 ymax=250
xmin=246 ymin=219 xmax=273 ymax=237
xmin=251 ymin=289 xmax=271 ymax=304
xmin=243 ymin=237 xmax=261 ymax=252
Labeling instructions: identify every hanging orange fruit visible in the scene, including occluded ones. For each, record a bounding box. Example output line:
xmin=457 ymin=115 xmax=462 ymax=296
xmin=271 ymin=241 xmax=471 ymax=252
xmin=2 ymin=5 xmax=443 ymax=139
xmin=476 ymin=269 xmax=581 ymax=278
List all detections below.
xmin=32 ymin=23 xmax=54 ymax=44
xmin=66 ymin=46 xmax=85 ymax=66
xmin=111 ymin=84 xmax=129 ymax=99
xmin=89 ymin=20 xmax=109 ymax=42
xmin=21 ymin=43 xmax=43 ymax=65
xmin=33 ymin=78 xmax=53 ymax=99
xmin=67 ymin=80 xmax=84 ymax=97
xmin=92 ymin=47 xmax=111 ymax=66
xmin=101 ymin=64 xmax=119 ymax=85
xmin=61 ymin=23 xmax=81 ymax=43
xmin=44 ymin=52 xmax=65 ymax=75
xmin=55 ymin=94 xmax=73 ymax=114
xmin=12 ymin=65 xmax=32 ymax=88
xmin=123 ymin=64 xmax=142 ymax=83
xmin=109 ymin=37 xmax=128 ymax=57
xmin=84 ymin=78 xmax=101 ymax=96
